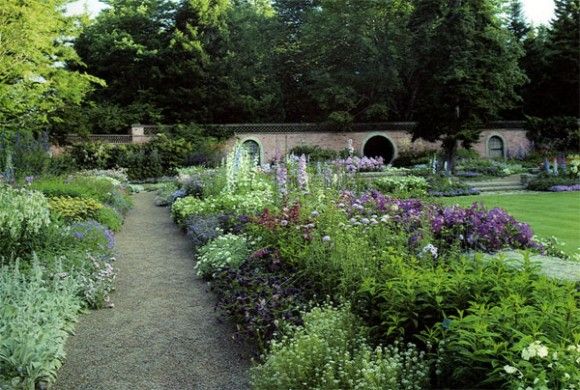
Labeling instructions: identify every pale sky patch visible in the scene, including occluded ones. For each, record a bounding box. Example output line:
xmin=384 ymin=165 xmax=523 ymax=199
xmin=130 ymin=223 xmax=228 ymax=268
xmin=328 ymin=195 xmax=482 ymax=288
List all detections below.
xmin=523 ymin=0 xmax=555 ymax=25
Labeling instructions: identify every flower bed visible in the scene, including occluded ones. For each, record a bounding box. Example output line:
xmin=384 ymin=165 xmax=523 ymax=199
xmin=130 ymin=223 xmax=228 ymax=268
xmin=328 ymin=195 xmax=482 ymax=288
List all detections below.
xmin=333 ymin=156 xmax=385 ymax=173
xmin=165 ymin=144 xmax=579 ymax=390
xmin=0 ymin=171 xmax=131 ymax=388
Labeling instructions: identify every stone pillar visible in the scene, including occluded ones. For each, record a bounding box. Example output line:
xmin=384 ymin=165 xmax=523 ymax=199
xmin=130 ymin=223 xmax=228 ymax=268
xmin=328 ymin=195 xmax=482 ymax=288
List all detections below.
xmin=131 ymin=124 xmax=146 ymax=144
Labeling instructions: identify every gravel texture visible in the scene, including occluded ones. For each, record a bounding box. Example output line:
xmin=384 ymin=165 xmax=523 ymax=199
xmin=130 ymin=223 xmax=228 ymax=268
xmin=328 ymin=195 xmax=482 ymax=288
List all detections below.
xmin=54 ymin=192 xmax=252 ymax=390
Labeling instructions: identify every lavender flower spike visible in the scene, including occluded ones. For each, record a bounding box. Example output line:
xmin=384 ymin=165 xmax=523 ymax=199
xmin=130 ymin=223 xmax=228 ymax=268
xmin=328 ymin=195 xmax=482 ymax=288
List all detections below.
xmin=298 ymin=154 xmax=309 ymax=192
xmin=276 ymin=164 xmax=288 ymax=197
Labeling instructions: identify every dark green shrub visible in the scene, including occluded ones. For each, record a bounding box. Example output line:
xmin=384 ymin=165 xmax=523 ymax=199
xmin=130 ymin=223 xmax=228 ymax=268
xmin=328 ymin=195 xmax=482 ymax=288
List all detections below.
xmin=67 ymin=134 xmax=195 ymax=179
xmin=289 ymin=145 xmax=338 ymax=162
xmin=527 ymin=175 xmax=580 ymax=191
xmin=393 ymin=149 xmax=434 ymax=167
xmin=0 ymin=131 xmax=52 ymax=179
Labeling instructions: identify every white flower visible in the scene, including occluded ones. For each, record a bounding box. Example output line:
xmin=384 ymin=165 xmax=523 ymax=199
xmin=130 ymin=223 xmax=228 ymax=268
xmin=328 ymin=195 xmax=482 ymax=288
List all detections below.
xmin=537 ymin=344 xmax=548 ymax=358
xmin=522 ymin=341 xmax=549 ymax=361
xmin=503 ymin=365 xmax=518 ymax=375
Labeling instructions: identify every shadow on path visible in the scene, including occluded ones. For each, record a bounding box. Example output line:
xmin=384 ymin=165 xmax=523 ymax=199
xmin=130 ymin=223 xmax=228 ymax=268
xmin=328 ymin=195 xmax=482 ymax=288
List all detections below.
xmin=55 ymin=192 xmax=252 ymax=390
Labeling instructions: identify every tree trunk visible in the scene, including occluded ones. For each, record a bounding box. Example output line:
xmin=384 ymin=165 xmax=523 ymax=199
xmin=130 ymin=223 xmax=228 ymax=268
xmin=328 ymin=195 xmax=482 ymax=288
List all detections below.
xmin=442 ymin=137 xmax=458 ymax=175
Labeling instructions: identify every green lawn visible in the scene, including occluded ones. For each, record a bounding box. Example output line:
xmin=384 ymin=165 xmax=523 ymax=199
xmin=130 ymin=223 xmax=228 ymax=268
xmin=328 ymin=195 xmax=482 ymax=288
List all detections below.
xmin=438 ymin=192 xmax=580 ymax=255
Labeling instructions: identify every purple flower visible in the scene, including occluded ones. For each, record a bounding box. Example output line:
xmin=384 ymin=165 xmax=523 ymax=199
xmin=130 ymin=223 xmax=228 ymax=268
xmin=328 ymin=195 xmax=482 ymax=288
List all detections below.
xmin=25 ymin=176 xmax=34 ymax=185
xmin=276 ymin=165 xmax=288 ymax=197
xmin=549 ymin=184 xmax=580 ymax=192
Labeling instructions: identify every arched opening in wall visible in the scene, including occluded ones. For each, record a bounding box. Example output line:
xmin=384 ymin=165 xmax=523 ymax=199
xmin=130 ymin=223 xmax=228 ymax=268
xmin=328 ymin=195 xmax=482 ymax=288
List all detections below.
xmin=488 ymin=136 xmax=505 ymax=159
xmin=363 ymin=135 xmax=395 ymax=163
xmin=242 ymin=139 xmax=261 ymax=164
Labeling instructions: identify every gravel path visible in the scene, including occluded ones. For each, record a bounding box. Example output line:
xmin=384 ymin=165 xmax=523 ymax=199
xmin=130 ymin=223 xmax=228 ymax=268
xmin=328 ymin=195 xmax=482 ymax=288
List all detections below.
xmin=54 ymin=192 xmax=252 ymax=390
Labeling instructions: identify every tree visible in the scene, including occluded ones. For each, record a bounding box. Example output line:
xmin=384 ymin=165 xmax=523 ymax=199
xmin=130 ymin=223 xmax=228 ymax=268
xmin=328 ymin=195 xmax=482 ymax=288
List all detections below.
xmin=409 ymin=0 xmax=526 ymax=172
xmin=271 ymin=0 xmax=320 ymax=121
xmin=73 ymin=0 xmax=175 ymax=124
xmin=0 ymin=0 xmax=101 ymax=133
xmin=299 ymin=0 xmax=412 ymax=123
xmin=544 ymin=0 xmax=579 ymax=117
xmin=506 ymin=0 xmax=530 ymax=41
xmin=520 ymin=26 xmax=551 ymax=117
xmin=519 ymin=0 xmax=579 ymax=118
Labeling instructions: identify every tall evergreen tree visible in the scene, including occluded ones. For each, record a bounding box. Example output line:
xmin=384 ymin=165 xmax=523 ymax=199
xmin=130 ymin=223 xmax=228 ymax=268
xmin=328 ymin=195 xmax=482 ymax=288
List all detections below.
xmin=544 ymin=0 xmax=580 ymax=117
xmin=506 ymin=0 xmax=530 ymax=41
xmin=409 ymin=0 xmax=526 ymax=172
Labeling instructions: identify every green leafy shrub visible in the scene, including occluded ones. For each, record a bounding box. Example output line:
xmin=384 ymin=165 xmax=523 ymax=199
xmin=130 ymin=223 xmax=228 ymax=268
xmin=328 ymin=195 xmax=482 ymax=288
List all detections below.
xmin=455 ymin=158 xmax=526 ymax=177
xmin=172 ymin=188 xmax=273 ymax=224
xmin=373 ymin=175 xmax=428 ymax=197
xmin=251 ymin=304 xmax=430 ymax=390
xmin=427 ymin=175 xmax=479 ymax=196
xmin=195 ymin=234 xmax=251 ymax=278
xmin=48 ymin=196 xmax=103 ymax=221
xmin=393 ymin=149 xmax=434 ymax=167
xmin=0 ymin=262 xmax=82 ymax=389
xmin=31 ymin=175 xmax=131 ymax=215
xmin=31 ymin=176 xmax=114 ymax=203
xmin=0 ymin=186 xmax=51 ymax=257
xmin=289 ymin=145 xmax=339 ymax=162
xmin=527 ymin=175 xmax=580 ymax=191
xmin=0 ymin=131 xmax=52 ymax=180
xmin=95 ymin=206 xmax=123 ymax=232
xmin=357 ymin=254 xmax=579 ymax=389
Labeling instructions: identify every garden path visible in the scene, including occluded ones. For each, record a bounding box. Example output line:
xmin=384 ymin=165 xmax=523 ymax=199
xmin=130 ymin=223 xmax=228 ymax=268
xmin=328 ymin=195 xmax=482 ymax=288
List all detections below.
xmin=54 ymin=191 xmax=252 ymax=390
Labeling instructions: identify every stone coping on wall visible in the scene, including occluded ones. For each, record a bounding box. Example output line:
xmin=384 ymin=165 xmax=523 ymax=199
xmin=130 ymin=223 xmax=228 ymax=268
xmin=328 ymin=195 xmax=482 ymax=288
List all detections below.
xmin=131 ymin=121 xmax=526 ymax=135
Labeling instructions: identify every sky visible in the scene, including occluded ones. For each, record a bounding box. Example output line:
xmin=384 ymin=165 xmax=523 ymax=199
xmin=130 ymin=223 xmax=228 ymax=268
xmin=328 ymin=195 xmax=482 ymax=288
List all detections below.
xmin=67 ymin=0 xmax=556 ymax=25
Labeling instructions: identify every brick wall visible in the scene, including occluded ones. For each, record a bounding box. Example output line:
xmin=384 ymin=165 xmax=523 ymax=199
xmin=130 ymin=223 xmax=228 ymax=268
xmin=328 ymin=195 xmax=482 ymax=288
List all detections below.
xmin=226 ymin=128 xmax=531 ymax=162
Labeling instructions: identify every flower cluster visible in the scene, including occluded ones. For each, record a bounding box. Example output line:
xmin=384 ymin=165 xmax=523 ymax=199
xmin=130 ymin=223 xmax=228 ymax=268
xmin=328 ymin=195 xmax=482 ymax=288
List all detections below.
xmin=78 ymin=168 xmax=129 ymax=184
xmin=521 ymin=341 xmax=549 ymax=361
xmin=297 ymin=154 xmax=309 ymax=192
xmin=339 ymin=190 xmax=538 ymax=253
xmin=251 ymin=305 xmax=430 ymax=390
xmin=195 ymin=234 xmax=251 ymax=278
xmin=69 ymin=220 xmax=115 ymax=250
xmin=333 ymin=156 xmax=385 ymax=173
xmin=0 ymin=186 xmax=51 ymax=244
xmin=549 ymin=184 xmax=580 ymax=192
xmin=276 ymin=164 xmax=288 ymax=197
xmin=78 ymin=253 xmax=117 ymax=308
xmin=430 ymin=204 xmax=536 ymax=252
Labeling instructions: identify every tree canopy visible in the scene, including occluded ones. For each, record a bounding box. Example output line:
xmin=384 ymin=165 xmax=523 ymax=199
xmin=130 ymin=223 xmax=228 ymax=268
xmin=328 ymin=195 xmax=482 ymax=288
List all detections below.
xmin=0 ymin=0 xmax=577 ymax=139
xmin=409 ymin=0 xmax=526 ymax=170
xmin=0 ymin=0 xmax=101 ymax=133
